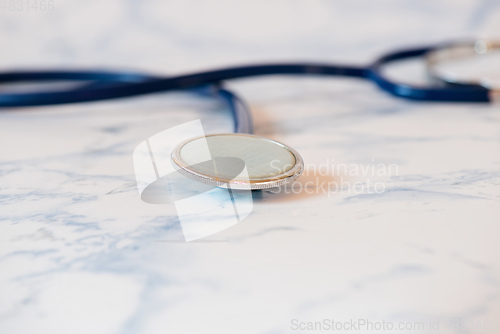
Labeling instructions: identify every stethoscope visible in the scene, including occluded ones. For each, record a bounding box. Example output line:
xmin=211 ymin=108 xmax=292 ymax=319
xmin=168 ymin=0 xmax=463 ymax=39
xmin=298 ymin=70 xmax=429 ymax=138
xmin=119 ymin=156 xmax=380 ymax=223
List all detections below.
xmin=2 ymin=40 xmax=498 ymax=190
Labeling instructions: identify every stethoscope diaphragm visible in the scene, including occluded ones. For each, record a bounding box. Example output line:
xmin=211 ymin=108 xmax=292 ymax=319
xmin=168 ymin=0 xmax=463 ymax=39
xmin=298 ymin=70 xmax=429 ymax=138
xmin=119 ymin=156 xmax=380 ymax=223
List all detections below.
xmin=171 ymin=133 xmax=304 ymax=190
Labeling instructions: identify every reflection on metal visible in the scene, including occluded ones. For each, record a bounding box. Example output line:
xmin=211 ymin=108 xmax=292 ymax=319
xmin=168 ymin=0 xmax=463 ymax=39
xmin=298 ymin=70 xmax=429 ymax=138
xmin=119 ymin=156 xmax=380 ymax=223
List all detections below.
xmin=489 ymin=89 xmax=500 ymax=104
xmin=426 ymin=39 xmax=500 ymax=91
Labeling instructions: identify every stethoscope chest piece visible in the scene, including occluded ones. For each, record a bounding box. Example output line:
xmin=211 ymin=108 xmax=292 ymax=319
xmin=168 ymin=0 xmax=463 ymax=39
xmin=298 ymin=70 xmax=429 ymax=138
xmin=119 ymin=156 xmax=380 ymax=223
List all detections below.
xmin=171 ymin=133 xmax=304 ymax=190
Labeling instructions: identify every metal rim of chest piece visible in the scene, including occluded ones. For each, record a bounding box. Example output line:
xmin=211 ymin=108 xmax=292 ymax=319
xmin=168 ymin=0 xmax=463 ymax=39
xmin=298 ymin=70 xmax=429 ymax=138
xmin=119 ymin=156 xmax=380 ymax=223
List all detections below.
xmin=170 ymin=133 xmax=304 ymax=190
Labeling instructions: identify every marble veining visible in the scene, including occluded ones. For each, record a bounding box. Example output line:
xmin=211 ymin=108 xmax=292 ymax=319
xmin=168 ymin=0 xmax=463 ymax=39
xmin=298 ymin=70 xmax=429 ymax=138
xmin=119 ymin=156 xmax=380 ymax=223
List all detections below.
xmin=1 ymin=1 xmax=500 ymax=333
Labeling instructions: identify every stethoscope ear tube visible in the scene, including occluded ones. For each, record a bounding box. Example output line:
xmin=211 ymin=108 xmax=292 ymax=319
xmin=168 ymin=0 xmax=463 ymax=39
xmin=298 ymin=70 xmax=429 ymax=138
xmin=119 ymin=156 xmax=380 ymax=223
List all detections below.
xmin=368 ymin=46 xmax=491 ymax=102
xmin=0 ymin=41 xmax=495 ymax=109
xmin=215 ymin=87 xmax=253 ymax=134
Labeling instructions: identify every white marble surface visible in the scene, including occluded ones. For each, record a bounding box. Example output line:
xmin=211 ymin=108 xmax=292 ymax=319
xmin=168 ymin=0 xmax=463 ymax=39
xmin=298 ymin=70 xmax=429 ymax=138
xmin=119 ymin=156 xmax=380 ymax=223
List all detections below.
xmin=1 ymin=1 xmax=500 ymax=333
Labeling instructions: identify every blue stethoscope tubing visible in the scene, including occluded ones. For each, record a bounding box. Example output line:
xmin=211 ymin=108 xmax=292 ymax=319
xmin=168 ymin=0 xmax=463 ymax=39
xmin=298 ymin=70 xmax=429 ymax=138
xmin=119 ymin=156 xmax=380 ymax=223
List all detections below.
xmin=0 ymin=43 xmax=492 ymax=134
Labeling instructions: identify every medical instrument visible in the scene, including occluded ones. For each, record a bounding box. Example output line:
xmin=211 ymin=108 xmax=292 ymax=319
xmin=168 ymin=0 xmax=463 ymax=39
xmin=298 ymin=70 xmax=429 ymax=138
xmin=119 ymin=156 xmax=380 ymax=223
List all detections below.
xmin=0 ymin=39 xmax=497 ymax=189
xmin=171 ymin=134 xmax=304 ymax=190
